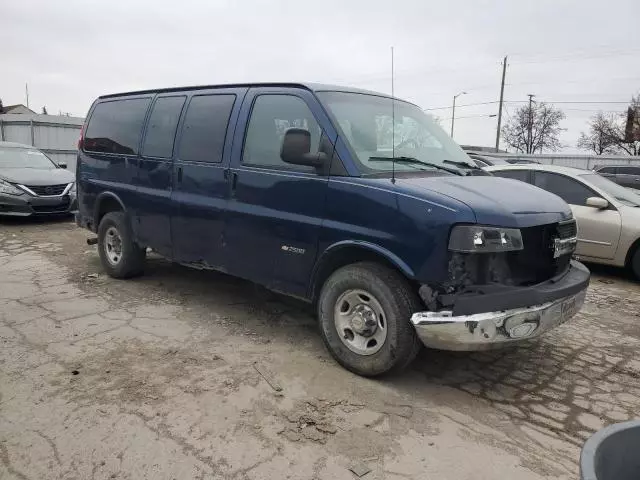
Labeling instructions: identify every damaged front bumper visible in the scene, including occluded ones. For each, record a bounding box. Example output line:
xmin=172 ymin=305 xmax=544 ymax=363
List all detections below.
xmin=410 ymin=260 xmax=589 ymax=351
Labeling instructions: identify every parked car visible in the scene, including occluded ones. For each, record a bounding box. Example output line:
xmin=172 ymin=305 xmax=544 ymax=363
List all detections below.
xmin=466 ymin=153 xmax=539 ymax=168
xmin=466 ymin=153 xmax=510 ymax=168
xmin=487 ymin=164 xmax=640 ymax=279
xmin=0 ymin=141 xmax=76 ymax=217
xmin=594 ymin=165 xmax=640 ymax=191
xmin=76 ymin=83 xmax=589 ymax=376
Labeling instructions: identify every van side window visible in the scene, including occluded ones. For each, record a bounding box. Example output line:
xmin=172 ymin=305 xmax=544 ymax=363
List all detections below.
xmin=179 ymin=95 xmax=236 ymax=163
xmin=242 ymin=95 xmax=321 ymax=172
xmin=84 ymin=98 xmax=151 ymax=155
xmin=142 ymin=96 xmax=186 ymax=158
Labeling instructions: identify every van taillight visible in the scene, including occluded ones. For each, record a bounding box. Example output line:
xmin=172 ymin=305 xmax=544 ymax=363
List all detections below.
xmin=78 ymin=124 xmax=85 ymax=150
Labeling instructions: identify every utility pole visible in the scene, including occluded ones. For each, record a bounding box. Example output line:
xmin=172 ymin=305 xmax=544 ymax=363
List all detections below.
xmin=25 ymin=83 xmax=30 ymax=109
xmin=451 ymin=91 xmax=467 ymax=139
xmin=494 ymin=56 xmax=507 ymax=152
xmin=527 ymin=94 xmax=535 ymax=154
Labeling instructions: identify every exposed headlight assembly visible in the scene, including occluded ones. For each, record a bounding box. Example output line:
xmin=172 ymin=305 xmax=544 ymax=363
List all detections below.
xmin=0 ymin=179 xmax=24 ymax=196
xmin=449 ymin=225 xmax=523 ymax=253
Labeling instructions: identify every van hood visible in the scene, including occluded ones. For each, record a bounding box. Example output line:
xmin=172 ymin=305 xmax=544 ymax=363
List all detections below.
xmin=394 ymin=175 xmax=573 ymax=228
xmin=0 ymin=168 xmax=74 ymax=186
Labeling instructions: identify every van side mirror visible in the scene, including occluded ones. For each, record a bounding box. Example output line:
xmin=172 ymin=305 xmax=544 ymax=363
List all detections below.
xmin=280 ymin=128 xmax=327 ymax=167
xmin=586 ymin=197 xmax=609 ymax=209
xmin=57 ymin=162 xmax=67 ymax=169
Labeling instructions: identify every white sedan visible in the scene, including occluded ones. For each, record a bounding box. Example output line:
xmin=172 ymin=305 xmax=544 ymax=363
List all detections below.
xmin=486 ymin=164 xmax=640 ymax=279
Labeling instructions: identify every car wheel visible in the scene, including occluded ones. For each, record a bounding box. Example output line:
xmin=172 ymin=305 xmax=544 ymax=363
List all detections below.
xmin=318 ymin=262 xmax=422 ymax=377
xmin=97 ymin=211 xmax=146 ymax=279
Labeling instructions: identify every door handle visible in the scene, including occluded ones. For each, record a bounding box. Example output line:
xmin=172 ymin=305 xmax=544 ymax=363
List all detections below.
xmin=230 ymin=172 xmax=238 ymax=196
xmin=177 ymin=166 xmax=183 ymax=183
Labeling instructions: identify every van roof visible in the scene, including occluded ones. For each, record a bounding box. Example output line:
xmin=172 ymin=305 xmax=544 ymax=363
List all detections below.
xmin=98 ymin=82 xmax=414 ymax=104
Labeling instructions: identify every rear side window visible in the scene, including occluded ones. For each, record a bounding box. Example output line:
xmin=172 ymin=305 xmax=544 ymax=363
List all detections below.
xmin=492 ymin=169 xmax=530 ymax=182
xmin=178 ymin=94 xmax=236 ymax=163
xmin=598 ymin=166 xmax=617 ymax=174
xmin=84 ymin=98 xmax=151 ymax=155
xmin=142 ymin=96 xmax=186 ymax=158
xmin=620 ymin=166 xmax=640 ymax=175
xmin=534 ymin=172 xmax=595 ymax=205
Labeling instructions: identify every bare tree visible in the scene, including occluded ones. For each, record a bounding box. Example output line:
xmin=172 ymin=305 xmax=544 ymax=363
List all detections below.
xmin=622 ymin=95 xmax=640 ymax=155
xmin=577 ymin=112 xmax=620 ymax=155
xmin=577 ymin=96 xmax=640 ymax=156
xmin=502 ymin=102 xmax=565 ymax=154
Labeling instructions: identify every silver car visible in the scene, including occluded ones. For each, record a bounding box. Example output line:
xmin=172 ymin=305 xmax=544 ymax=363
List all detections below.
xmin=0 ymin=141 xmax=76 ymax=217
xmin=486 ymin=164 xmax=640 ymax=279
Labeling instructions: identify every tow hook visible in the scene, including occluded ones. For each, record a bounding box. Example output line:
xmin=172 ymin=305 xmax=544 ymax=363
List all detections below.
xmin=86 ymin=237 xmax=98 ymax=246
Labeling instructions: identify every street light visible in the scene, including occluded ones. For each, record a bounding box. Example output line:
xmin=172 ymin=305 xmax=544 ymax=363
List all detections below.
xmin=451 ymin=91 xmax=467 ymax=138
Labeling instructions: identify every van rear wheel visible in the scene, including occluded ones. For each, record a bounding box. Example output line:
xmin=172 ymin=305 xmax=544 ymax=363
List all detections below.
xmin=97 ymin=212 xmax=146 ymax=279
xmin=318 ymin=262 xmax=422 ymax=377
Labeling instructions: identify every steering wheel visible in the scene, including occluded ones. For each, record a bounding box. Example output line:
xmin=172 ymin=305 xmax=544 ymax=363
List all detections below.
xmin=394 ymin=138 xmax=419 ymax=150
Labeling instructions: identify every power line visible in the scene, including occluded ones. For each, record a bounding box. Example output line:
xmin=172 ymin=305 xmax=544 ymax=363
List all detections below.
xmin=426 ymin=99 xmax=631 ymax=111
xmin=425 ymin=101 xmax=499 ymax=111
xmin=441 ymin=113 xmax=498 ymax=121
xmin=511 ymin=49 xmax=640 ymax=65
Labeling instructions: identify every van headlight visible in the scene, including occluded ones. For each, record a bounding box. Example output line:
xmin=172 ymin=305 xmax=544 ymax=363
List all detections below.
xmin=448 ymin=225 xmax=523 ymax=253
xmin=0 ymin=179 xmax=24 ymax=196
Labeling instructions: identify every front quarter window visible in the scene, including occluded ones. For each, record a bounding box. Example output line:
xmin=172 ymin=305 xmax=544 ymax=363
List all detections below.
xmin=317 ymin=91 xmax=473 ymax=175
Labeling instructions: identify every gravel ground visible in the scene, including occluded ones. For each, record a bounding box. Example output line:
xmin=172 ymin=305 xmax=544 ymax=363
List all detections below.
xmin=1 ymin=217 xmax=639 ymax=480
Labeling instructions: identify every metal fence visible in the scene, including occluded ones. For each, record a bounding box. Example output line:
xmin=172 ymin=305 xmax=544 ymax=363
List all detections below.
xmin=476 ymin=152 xmax=640 ymax=170
xmin=0 ymin=113 xmax=83 ymax=170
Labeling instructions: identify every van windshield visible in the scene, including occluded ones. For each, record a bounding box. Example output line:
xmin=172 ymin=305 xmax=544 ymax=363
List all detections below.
xmin=317 ymin=91 xmax=475 ymax=175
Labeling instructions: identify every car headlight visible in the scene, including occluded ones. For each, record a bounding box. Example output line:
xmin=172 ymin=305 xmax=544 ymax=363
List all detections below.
xmin=69 ymin=182 xmax=77 ymax=194
xmin=0 ymin=179 xmax=24 ymax=196
xmin=449 ymin=225 xmax=523 ymax=253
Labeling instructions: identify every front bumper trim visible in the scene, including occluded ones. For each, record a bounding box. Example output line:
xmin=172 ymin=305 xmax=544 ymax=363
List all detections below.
xmin=411 ymin=286 xmax=587 ymax=352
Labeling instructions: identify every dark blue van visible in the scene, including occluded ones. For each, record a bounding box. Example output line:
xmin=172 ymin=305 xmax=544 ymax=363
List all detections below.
xmin=76 ymin=83 xmax=589 ymax=376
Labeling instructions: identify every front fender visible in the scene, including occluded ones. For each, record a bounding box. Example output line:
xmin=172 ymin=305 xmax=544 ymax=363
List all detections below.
xmin=323 ymin=240 xmax=416 ymax=278
xmin=309 ymin=240 xmax=416 ymax=300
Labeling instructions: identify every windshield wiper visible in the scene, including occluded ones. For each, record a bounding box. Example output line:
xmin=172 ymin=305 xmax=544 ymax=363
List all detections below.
xmin=443 ymin=159 xmax=479 ymax=170
xmin=368 ymin=156 xmax=463 ymax=176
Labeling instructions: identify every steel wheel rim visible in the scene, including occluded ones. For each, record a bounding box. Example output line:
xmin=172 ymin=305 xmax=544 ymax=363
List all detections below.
xmin=104 ymin=226 xmax=123 ymax=266
xmin=334 ymin=289 xmax=387 ymax=356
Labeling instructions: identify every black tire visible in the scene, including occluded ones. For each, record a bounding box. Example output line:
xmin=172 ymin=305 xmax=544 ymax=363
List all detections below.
xmin=631 ymin=247 xmax=640 ymax=281
xmin=317 ymin=262 xmax=422 ymax=377
xmin=97 ymin=211 xmax=146 ymax=279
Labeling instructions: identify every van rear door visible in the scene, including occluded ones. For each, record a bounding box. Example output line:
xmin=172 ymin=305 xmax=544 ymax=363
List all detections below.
xmin=137 ymin=95 xmax=186 ymax=256
xmin=170 ymin=88 xmax=246 ymax=268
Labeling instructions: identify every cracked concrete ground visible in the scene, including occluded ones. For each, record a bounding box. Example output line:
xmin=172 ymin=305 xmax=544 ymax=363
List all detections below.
xmin=1 ymin=218 xmax=639 ymax=480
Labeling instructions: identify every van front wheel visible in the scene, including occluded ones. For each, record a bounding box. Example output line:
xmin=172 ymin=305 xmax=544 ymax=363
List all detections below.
xmin=97 ymin=212 xmax=146 ymax=279
xmin=318 ymin=262 xmax=422 ymax=376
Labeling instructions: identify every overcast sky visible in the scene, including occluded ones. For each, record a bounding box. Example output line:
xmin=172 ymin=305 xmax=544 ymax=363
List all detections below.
xmin=3 ymin=0 xmax=639 ymax=153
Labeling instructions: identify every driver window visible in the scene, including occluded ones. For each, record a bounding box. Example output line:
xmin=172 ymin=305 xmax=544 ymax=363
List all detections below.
xmin=242 ymin=94 xmax=321 ymax=172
